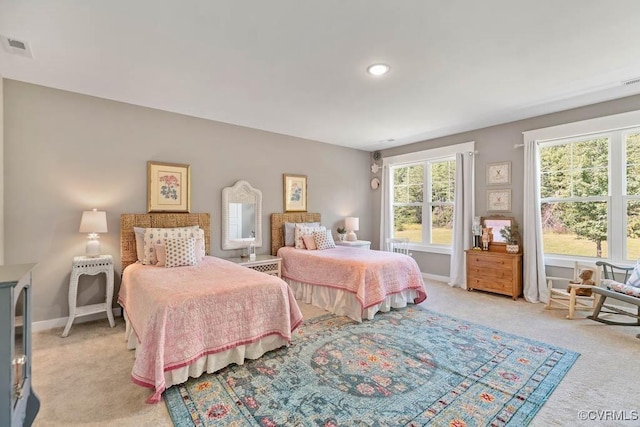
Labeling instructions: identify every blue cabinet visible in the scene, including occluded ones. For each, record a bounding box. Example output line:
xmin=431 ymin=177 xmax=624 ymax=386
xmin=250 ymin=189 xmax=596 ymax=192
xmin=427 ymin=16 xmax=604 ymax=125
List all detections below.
xmin=0 ymin=264 xmax=39 ymax=427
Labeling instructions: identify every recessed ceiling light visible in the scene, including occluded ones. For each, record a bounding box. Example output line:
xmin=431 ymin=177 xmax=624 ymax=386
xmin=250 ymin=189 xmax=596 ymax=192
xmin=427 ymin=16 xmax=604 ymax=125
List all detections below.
xmin=367 ymin=63 xmax=390 ymax=76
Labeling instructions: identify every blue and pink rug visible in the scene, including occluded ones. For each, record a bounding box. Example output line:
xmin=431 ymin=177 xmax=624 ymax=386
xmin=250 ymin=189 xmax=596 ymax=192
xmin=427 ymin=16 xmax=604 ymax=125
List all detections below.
xmin=164 ymin=307 xmax=578 ymax=426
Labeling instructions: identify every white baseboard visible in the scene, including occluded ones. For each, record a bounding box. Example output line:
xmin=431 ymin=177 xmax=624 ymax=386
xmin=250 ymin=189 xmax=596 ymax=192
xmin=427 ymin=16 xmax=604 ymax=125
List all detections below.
xmin=33 ymin=307 xmax=122 ymax=333
xmin=423 ymin=272 xmax=449 ymax=283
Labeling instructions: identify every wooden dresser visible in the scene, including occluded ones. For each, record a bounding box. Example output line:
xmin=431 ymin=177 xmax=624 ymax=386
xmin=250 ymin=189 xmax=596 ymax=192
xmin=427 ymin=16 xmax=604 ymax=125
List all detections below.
xmin=466 ymin=250 xmax=523 ymax=300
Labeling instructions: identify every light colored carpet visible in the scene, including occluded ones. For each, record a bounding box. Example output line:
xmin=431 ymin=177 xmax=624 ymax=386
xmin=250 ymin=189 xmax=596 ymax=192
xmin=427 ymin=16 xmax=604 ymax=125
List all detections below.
xmin=32 ymin=280 xmax=638 ymax=426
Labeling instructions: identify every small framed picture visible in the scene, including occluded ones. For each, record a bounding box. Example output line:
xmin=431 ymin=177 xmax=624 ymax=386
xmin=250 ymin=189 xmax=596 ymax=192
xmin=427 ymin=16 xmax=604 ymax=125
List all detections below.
xmin=147 ymin=161 xmax=190 ymax=213
xmin=283 ymin=174 xmax=307 ymax=212
xmin=487 ymin=189 xmax=511 ymax=212
xmin=486 ymin=161 xmax=511 ymax=185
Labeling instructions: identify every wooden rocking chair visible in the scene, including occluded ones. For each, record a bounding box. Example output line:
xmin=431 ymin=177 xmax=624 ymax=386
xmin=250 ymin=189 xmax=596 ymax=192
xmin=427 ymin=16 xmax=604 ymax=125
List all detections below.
xmin=588 ymin=261 xmax=640 ymax=334
xmin=546 ymin=262 xmax=600 ymax=319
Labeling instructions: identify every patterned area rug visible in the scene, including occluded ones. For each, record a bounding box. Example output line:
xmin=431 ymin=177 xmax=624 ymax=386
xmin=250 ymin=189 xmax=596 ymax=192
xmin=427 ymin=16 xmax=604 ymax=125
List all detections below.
xmin=164 ymin=307 xmax=578 ymax=426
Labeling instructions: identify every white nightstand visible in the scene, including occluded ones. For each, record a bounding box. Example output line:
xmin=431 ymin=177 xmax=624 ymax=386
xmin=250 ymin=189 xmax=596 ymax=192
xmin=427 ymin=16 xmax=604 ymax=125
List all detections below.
xmin=335 ymin=240 xmax=371 ymax=250
xmin=224 ymin=254 xmax=282 ymax=277
xmin=62 ymin=255 xmax=115 ymax=337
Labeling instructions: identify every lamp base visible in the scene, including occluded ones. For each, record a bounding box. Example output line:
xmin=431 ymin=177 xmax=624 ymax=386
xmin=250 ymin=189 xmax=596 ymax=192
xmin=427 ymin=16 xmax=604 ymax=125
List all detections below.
xmin=85 ymin=240 xmax=101 ymax=257
xmin=346 ymin=231 xmax=358 ymax=242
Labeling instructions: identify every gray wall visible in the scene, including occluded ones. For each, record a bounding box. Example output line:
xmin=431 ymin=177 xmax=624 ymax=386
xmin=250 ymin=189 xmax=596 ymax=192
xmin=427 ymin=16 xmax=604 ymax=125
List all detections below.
xmin=0 ymin=76 xmax=4 ymax=265
xmin=3 ymin=80 xmax=374 ymax=322
xmin=375 ymin=94 xmax=640 ymax=277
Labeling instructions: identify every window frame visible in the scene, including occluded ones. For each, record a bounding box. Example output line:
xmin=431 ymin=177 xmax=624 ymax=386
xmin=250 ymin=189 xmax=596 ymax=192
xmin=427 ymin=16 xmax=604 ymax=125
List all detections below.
xmin=523 ymin=109 xmax=640 ymax=267
xmin=383 ymin=141 xmax=474 ymax=254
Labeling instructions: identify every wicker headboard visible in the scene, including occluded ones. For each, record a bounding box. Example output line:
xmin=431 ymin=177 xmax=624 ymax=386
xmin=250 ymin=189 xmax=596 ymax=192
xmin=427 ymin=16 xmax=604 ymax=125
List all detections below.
xmin=120 ymin=213 xmax=211 ymax=270
xmin=271 ymin=212 xmax=321 ymax=255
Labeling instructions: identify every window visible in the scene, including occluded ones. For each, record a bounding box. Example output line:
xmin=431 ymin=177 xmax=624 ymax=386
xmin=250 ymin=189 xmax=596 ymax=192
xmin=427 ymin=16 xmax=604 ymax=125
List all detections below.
xmin=392 ymin=159 xmax=455 ymax=245
xmin=538 ymin=126 xmax=640 ymax=261
xmin=384 ymin=142 xmax=473 ymax=252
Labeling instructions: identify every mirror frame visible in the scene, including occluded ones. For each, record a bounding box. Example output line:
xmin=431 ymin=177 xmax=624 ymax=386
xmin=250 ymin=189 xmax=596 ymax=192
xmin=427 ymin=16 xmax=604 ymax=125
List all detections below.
xmin=481 ymin=215 xmax=514 ymax=246
xmin=222 ymin=180 xmax=263 ymax=250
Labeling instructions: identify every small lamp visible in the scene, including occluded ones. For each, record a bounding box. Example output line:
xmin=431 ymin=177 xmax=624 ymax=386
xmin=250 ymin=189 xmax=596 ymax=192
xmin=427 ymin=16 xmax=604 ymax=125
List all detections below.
xmin=79 ymin=209 xmax=108 ymax=257
xmin=345 ymin=217 xmax=359 ymax=242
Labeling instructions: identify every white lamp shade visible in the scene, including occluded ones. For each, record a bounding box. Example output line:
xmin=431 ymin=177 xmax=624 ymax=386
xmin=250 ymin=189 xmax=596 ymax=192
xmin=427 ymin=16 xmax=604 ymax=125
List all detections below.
xmin=345 ymin=217 xmax=359 ymax=241
xmin=345 ymin=217 xmax=359 ymax=231
xmin=79 ymin=210 xmax=108 ymax=233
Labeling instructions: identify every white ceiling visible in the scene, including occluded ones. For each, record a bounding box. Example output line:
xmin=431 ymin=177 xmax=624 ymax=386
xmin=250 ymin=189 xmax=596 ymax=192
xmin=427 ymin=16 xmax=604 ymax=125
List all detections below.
xmin=2 ymin=1 xmax=640 ymax=151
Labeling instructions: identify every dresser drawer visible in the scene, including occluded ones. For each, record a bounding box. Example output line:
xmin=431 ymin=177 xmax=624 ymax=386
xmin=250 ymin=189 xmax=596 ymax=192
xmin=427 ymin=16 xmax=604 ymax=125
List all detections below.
xmin=468 ymin=276 xmax=514 ymax=292
xmin=467 ymin=265 xmax=513 ymax=281
xmin=467 ymin=254 xmax=513 ymax=271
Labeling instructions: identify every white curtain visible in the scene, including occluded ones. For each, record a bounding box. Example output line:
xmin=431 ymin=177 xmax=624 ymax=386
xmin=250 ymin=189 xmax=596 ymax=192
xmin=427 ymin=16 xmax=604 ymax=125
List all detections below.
xmin=449 ymin=152 xmax=474 ymax=288
xmin=379 ymin=162 xmax=392 ymax=249
xmin=523 ymin=140 xmax=549 ymax=303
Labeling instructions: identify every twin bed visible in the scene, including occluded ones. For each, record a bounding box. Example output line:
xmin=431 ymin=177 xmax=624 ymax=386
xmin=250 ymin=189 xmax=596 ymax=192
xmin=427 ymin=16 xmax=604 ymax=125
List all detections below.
xmin=117 ymin=213 xmax=302 ymax=403
xmin=271 ymin=213 xmax=427 ymax=322
xmin=118 ymin=212 xmax=427 ymax=402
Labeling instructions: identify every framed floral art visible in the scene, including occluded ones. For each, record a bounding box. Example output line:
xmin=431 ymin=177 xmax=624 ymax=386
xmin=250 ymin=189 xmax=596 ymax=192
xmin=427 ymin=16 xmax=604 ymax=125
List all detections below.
xmin=283 ymin=174 xmax=307 ymax=212
xmin=147 ymin=161 xmax=191 ymax=213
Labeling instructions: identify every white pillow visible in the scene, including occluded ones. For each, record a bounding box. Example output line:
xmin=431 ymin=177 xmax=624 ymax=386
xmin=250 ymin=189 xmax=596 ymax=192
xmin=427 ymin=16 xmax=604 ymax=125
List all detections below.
xmin=294 ymin=224 xmax=325 ymax=249
xmin=156 ymin=237 xmax=205 ymax=266
xmin=133 ymin=227 xmax=146 ymax=262
xmin=142 ymin=226 xmax=200 ymax=265
xmin=284 ymin=222 xmax=320 ymax=246
xmin=314 ymin=229 xmax=336 ymax=250
xmin=164 ymin=238 xmax=197 ymax=268
xmin=626 ymin=259 xmax=640 ymax=287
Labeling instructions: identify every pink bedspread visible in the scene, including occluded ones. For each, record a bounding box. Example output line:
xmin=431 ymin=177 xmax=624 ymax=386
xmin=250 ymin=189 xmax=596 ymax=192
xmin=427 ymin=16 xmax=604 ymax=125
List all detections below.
xmin=118 ymin=256 xmax=303 ymax=403
xmin=278 ymin=246 xmax=427 ymax=310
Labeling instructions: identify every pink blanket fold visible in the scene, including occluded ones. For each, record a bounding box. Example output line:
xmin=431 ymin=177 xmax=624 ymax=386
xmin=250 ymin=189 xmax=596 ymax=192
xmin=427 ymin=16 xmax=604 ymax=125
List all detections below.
xmin=118 ymin=256 xmax=303 ymax=403
xmin=278 ymin=246 xmax=427 ymax=310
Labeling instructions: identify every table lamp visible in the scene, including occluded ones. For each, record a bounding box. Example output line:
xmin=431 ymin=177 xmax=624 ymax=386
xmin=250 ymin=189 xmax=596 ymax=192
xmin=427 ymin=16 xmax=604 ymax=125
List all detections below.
xmin=345 ymin=217 xmax=359 ymax=241
xmin=79 ymin=209 xmax=108 ymax=257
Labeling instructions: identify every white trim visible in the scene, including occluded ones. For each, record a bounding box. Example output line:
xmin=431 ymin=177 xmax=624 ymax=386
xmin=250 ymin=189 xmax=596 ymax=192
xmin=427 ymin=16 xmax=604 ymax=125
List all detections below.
xmin=409 ymin=244 xmax=452 ymax=255
xmin=544 ymin=255 xmax=634 ymax=270
xmin=523 ymin=109 xmax=640 ymax=143
xmin=383 ymin=141 xmax=475 ymax=165
xmin=423 ymin=272 xmax=450 ymax=283
xmin=33 ymin=307 xmax=121 ymax=333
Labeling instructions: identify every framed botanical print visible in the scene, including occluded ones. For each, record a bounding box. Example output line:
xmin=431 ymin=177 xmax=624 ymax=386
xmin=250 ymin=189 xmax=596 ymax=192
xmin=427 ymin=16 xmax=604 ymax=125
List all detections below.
xmin=147 ymin=161 xmax=190 ymax=212
xmin=283 ymin=174 xmax=307 ymax=212
xmin=487 ymin=189 xmax=511 ymax=212
xmin=486 ymin=161 xmax=511 ymax=185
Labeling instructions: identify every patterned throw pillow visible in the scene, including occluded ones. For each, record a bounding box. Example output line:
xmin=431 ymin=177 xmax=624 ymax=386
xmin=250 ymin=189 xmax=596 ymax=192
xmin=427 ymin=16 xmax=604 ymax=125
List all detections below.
xmin=626 ymin=260 xmax=640 ymax=287
xmin=142 ymin=226 xmax=200 ymax=265
xmin=610 ymin=282 xmax=640 ymax=298
xmin=294 ymin=224 xmax=325 ymax=249
xmin=155 ymin=237 xmax=204 ymax=266
xmin=314 ymin=229 xmax=336 ymax=250
xmin=164 ymin=238 xmax=197 ymax=268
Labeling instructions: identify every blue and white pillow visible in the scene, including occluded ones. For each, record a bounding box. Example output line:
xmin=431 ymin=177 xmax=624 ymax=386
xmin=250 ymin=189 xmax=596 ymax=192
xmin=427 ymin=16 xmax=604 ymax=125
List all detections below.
xmin=626 ymin=259 xmax=640 ymax=288
xmin=314 ymin=229 xmax=336 ymax=250
xmin=164 ymin=238 xmax=197 ymax=268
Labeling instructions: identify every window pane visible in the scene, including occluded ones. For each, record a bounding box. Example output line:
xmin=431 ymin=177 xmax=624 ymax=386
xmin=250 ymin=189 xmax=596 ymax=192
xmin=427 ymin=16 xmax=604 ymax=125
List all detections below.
xmin=394 ymin=165 xmax=423 ymax=203
xmin=394 ymin=206 xmax=422 ymax=243
xmin=431 ymin=160 xmax=455 ymax=202
xmin=431 ymin=205 xmax=453 ymax=245
xmin=540 ymin=138 xmax=608 ymax=199
xmin=627 ymin=200 xmax=640 ymax=261
xmin=541 ymin=201 xmax=608 ymax=258
xmin=626 ymin=133 xmax=640 ymax=196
